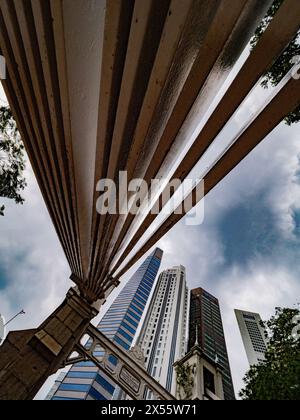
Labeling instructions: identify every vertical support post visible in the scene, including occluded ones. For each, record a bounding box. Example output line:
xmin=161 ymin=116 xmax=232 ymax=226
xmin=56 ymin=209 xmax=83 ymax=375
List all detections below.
xmin=0 ymin=288 xmax=98 ymax=400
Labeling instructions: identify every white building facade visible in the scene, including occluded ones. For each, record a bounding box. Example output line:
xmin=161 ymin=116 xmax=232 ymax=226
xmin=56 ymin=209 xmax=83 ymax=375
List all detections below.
xmin=137 ymin=266 xmax=189 ymax=397
xmin=235 ymin=309 xmax=268 ymax=366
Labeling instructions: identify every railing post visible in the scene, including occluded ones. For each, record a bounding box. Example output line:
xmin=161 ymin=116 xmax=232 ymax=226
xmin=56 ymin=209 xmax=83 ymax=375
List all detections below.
xmin=0 ymin=288 xmax=98 ymax=400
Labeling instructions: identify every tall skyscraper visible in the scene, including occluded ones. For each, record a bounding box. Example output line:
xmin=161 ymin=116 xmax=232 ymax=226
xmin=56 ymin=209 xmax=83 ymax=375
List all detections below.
xmin=235 ymin=309 xmax=267 ymax=366
xmin=45 ymin=372 xmax=67 ymax=400
xmin=52 ymin=248 xmax=163 ymax=400
xmin=138 ymin=266 xmax=189 ymax=397
xmin=188 ymin=288 xmax=235 ymax=400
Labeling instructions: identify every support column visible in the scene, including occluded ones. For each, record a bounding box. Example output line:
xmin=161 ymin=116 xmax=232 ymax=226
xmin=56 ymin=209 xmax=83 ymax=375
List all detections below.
xmin=0 ymin=288 xmax=98 ymax=400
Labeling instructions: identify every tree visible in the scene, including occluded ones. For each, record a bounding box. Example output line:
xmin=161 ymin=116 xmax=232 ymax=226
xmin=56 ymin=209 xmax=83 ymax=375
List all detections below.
xmin=240 ymin=306 xmax=300 ymax=400
xmin=0 ymin=106 xmax=26 ymax=216
xmin=251 ymin=0 xmax=300 ymax=125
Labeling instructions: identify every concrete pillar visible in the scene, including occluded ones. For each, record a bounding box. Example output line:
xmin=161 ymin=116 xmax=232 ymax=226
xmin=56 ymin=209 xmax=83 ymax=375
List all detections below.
xmin=0 ymin=288 xmax=98 ymax=400
xmin=215 ymin=367 xmax=225 ymax=400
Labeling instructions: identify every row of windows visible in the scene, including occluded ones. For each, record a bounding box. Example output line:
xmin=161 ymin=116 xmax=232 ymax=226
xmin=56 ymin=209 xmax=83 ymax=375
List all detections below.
xmin=118 ymin=327 xmax=133 ymax=342
xmin=127 ymin=309 xmax=140 ymax=321
xmin=124 ymin=314 xmax=138 ymax=328
xmin=121 ymin=321 xmax=136 ymax=335
xmin=114 ymin=335 xmax=130 ymax=350
xmin=68 ymin=371 xmax=97 ymax=379
xmin=132 ymin=298 xmax=144 ymax=310
xmin=61 ymin=373 xmax=114 ymax=398
xmin=130 ymin=304 xmax=143 ymax=316
xmin=95 ymin=374 xmax=115 ymax=395
xmin=135 ymin=293 xmax=147 ymax=305
xmin=136 ymin=289 xmax=148 ymax=301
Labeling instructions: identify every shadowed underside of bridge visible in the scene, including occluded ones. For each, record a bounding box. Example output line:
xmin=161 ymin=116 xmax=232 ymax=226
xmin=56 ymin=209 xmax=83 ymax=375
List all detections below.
xmin=0 ymin=0 xmax=299 ymax=400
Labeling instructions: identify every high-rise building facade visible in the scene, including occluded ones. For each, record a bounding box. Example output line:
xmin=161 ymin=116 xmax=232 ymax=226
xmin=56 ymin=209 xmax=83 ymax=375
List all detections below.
xmin=138 ymin=266 xmax=189 ymax=397
xmin=45 ymin=372 xmax=67 ymax=400
xmin=188 ymin=288 xmax=235 ymax=400
xmin=52 ymin=248 xmax=163 ymax=400
xmin=235 ymin=309 xmax=267 ymax=366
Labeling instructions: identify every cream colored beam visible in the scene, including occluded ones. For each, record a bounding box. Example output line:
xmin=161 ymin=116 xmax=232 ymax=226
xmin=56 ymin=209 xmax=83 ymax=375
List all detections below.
xmin=108 ymin=0 xmax=300 ymax=279
xmin=90 ymin=0 xmax=173 ymax=287
xmin=115 ymin=74 xmax=300 ymax=281
xmin=91 ymin=0 xmax=226 ymax=291
xmin=93 ymin=0 xmax=273 ymax=290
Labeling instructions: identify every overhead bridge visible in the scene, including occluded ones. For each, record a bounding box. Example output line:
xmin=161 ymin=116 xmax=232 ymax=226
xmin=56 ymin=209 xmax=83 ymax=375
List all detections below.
xmin=0 ymin=0 xmax=299 ymax=399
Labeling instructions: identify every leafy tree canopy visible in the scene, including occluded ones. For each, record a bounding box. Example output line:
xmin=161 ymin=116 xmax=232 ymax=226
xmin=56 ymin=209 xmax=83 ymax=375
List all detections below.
xmin=251 ymin=0 xmax=300 ymax=125
xmin=0 ymin=106 xmax=26 ymax=216
xmin=240 ymin=306 xmax=300 ymax=400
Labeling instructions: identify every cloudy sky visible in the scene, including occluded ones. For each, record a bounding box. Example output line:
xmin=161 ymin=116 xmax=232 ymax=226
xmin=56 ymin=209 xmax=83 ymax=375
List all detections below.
xmin=1 ymin=54 xmax=300 ymax=401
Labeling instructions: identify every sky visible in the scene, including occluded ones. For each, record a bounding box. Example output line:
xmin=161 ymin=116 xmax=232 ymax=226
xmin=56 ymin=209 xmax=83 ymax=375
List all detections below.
xmin=1 ymin=55 xmax=300 ymax=401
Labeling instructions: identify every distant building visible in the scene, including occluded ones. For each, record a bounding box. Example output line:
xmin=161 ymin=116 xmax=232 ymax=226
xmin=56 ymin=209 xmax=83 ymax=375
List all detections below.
xmin=137 ymin=266 xmax=189 ymax=397
xmin=52 ymin=248 xmax=163 ymax=400
xmin=188 ymin=288 xmax=235 ymax=400
xmin=235 ymin=309 xmax=268 ymax=366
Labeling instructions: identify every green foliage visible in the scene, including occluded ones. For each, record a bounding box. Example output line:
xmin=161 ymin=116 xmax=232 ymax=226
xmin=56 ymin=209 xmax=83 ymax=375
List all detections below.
xmin=240 ymin=307 xmax=300 ymax=400
xmin=176 ymin=362 xmax=196 ymax=400
xmin=251 ymin=0 xmax=300 ymax=125
xmin=0 ymin=106 xmax=26 ymax=215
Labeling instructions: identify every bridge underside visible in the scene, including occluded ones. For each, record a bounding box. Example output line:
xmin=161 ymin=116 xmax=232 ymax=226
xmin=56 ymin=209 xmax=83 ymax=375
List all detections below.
xmin=0 ymin=0 xmax=299 ymax=399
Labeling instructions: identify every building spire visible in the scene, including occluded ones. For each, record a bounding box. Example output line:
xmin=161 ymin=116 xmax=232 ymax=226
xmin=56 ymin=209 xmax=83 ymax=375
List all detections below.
xmin=195 ymin=322 xmax=199 ymax=347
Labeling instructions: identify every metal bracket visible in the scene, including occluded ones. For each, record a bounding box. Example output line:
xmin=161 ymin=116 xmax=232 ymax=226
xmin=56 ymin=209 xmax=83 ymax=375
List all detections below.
xmin=63 ymin=323 xmax=175 ymax=400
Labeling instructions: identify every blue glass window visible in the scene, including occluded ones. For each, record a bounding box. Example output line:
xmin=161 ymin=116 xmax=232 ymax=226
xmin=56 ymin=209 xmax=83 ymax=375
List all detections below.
xmin=124 ymin=315 xmax=138 ymax=328
xmin=59 ymin=383 xmax=90 ymax=392
xmin=108 ymin=355 xmax=118 ymax=366
xmin=121 ymin=321 xmax=135 ymax=335
xmin=130 ymin=304 xmax=143 ymax=316
xmin=132 ymin=299 xmax=144 ymax=310
xmin=127 ymin=309 xmax=140 ymax=321
xmin=75 ymin=361 xmax=96 ymax=367
xmin=89 ymin=387 xmax=107 ymax=400
xmin=114 ymin=336 xmax=130 ymax=350
xmin=118 ymin=327 xmax=132 ymax=342
xmin=95 ymin=375 xmax=115 ymax=394
xmin=68 ymin=371 xmax=97 ymax=379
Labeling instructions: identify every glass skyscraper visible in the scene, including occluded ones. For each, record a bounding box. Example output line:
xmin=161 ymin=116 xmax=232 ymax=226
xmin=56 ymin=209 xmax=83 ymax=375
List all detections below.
xmin=188 ymin=288 xmax=235 ymax=400
xmin=52 ymin=248 xmax=163 ymax=400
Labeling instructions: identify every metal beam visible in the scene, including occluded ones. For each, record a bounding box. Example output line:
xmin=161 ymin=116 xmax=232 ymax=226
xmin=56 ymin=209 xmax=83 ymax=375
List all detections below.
xmin=114 ymin=72 xmax=300 ymax=280
xmin=108 ymin=0 xmax=300 ymax=280
xmin=92 ymin=0 xmax=274 ymax=289
xmin=73 ymin=324 xmax=175 ymax=400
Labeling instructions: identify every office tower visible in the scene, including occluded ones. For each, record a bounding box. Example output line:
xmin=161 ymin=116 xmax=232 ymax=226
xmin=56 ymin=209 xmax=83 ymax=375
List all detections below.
xmin=52 ymin=248 xmax=163 ymax=400
xmin=138 ymin=266 xmax=189 ymax=397
xmin=235 ymin=309 xmax=268 ymax=366
xmin=45 ymin=373 xmax=67 ymax=400
xmin=188 ymin=288 xmax=235 ymax=400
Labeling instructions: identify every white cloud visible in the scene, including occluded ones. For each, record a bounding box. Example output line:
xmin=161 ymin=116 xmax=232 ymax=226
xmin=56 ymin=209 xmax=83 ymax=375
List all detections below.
xmin=0 ymin=163 xmax=70 ymax=332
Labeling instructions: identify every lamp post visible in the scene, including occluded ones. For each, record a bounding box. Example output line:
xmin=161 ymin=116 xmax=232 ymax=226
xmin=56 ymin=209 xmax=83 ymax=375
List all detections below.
xmin=0 ymin=310 xmax=26 ymax=345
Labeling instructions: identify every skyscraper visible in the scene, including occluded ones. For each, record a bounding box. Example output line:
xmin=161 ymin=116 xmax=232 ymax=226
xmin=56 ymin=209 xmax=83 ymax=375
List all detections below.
xmin=235 ymin=309 xmax=267 ymax=366
xmin=138 ymin=266 xmax=189 ymax=397
xmin=188 ymin=288 xmax=235 ymax=400
xmin=52 ymin=248 xmax=163 ymax=400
